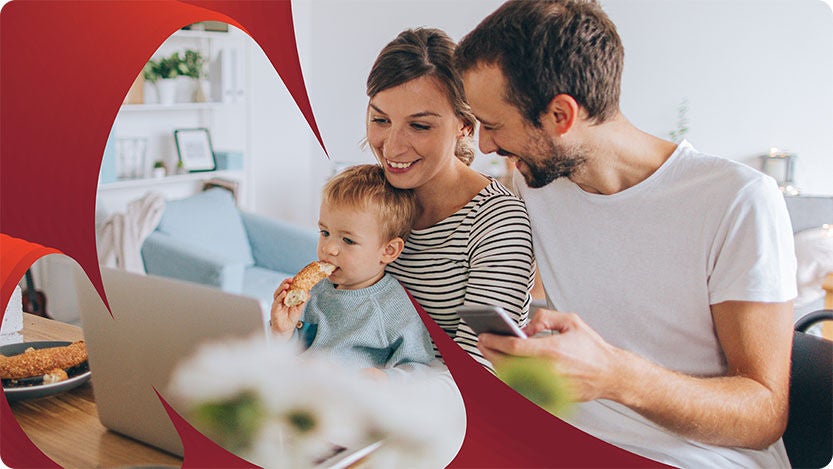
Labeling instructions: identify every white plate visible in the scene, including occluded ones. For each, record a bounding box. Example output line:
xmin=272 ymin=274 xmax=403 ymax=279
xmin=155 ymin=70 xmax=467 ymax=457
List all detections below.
xmin=1 ymin=341 xmax=91 ymax=402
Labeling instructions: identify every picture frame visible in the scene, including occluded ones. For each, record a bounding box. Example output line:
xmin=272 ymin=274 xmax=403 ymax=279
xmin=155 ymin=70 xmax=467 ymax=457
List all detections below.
xmin=174 ymin=128 xmax=216 ymax=172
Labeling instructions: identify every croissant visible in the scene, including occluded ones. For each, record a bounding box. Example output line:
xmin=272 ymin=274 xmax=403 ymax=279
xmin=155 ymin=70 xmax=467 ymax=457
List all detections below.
xmin=0 ymin=341 xmax=87 ymax=380
xmin=284 ymin=261 xmax=336 ymax=307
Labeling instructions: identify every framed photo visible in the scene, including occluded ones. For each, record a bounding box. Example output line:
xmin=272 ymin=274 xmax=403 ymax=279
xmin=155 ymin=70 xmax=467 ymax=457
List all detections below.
xmin=174 ymin=128 xmax=216 ymax=172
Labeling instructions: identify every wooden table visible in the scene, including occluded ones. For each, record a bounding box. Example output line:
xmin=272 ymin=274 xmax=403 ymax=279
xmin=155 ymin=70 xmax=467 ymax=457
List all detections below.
xmin=7 ymin=314 xmax=182 ymax=468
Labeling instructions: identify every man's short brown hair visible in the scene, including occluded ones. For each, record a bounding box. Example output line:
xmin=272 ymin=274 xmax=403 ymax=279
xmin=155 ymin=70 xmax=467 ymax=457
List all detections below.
xmin=322 ymin=164 xmax=417 ymax=241
xmin=455 ymin=0 xmax=624 ymax=126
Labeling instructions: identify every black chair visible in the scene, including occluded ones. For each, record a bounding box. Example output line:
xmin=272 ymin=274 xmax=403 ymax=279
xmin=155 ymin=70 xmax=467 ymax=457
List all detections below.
xmin=783 ymin=309 xmax=833 ymax=468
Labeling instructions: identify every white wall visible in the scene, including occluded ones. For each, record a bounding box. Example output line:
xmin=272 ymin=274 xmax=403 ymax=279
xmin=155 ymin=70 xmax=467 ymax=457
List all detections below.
xmin=248 ymin=0 xmax=833 ymax=228
xmin=247 ymin=31 xmax=323 ymax=227
xmin=607 ymin=0 xmax=833 ymax=196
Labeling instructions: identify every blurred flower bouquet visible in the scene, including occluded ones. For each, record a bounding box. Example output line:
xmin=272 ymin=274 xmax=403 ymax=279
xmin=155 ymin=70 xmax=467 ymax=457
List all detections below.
xmin=168 ymin=336 xmax=463 ymax=468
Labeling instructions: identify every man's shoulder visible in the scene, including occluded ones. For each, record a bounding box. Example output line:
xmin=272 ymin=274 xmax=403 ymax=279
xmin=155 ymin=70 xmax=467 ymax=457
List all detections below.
xmin=672 ymin=144 xmax=785 ymax=219
xmin=676 ymin=143 xmax=767 ymax=189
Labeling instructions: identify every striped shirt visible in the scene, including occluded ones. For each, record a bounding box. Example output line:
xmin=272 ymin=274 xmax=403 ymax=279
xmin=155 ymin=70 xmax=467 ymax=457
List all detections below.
xmin=387 ymin=179 xmax=534 ymax=370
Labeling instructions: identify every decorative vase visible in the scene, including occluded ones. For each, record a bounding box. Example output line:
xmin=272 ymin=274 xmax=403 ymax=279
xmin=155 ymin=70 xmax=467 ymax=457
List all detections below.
xmin=174 ymin=76 xmax=195 ymax=103
xmin=142 ymin=80 xmax=158 ymax=104
xmin=193 ymin=78 xmax=211 ymax=103
xmin=156 ymin=79 xmax=177 ymax=106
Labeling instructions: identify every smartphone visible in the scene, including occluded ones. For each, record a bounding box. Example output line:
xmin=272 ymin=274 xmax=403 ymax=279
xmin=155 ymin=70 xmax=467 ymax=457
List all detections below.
xmin=457 ymin=305 xmax=528 ymax=339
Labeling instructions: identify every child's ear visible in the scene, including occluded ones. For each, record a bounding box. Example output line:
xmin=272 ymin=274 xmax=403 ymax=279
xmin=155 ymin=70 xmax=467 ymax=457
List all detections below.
xmin=381 ymin=237 xmax=405 ymax=264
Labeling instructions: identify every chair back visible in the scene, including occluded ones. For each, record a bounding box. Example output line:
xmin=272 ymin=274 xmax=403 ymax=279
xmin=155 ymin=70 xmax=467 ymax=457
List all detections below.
xmin=783 ymin=309 xmax=833 ymax=468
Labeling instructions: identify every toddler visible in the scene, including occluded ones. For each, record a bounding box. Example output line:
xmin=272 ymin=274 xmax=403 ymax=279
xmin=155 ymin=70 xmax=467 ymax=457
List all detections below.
xmin=270 ymin=164 xmax=435 ymax=379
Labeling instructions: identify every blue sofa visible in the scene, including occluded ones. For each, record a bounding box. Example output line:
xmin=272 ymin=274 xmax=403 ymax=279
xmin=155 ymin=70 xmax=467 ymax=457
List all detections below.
xmin=141 ymin=188 xmax=318 ymax=309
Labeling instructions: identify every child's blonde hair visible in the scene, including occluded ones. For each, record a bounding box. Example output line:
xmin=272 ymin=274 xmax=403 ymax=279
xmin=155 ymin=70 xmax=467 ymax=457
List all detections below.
xmin=322 ymin=164 xmax=417 ymax=241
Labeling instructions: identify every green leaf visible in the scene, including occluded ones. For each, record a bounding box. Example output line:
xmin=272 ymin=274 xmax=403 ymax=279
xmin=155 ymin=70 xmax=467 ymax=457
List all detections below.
xmin=495 ymin=356 xmax=574 ymax=417
xmin=190 ymin=391 xmax=264 ymax=453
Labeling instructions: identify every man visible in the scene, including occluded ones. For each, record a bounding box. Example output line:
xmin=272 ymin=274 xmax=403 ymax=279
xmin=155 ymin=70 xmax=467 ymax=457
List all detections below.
xmin=455 ymin=1 xmax=796 ymax=467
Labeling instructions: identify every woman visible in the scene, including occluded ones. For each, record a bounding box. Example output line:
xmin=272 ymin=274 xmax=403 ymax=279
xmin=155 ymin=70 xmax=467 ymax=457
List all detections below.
xmin=365 ymin=28 xmax=535 ymax=371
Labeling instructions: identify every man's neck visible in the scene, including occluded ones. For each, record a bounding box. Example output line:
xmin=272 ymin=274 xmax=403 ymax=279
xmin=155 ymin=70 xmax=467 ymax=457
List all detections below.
xmin=569 ymin=115 xmax=678 ymax=195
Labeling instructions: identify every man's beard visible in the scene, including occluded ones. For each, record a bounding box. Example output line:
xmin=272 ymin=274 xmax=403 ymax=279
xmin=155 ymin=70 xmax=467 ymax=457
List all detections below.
xmin=516 ymin=130 xmax=586 ymax=189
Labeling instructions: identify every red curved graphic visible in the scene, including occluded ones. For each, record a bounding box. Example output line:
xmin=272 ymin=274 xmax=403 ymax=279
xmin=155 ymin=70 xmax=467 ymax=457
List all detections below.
xmin=154 ymin=388 xmax=258 ymax=469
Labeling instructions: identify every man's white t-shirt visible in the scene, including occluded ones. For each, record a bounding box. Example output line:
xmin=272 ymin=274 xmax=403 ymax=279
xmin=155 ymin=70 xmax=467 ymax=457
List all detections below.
xmin=515 ymin=141 xmax=796 ymax=467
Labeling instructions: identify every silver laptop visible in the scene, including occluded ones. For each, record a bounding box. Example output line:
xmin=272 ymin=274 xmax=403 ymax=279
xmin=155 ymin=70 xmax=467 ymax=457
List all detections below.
xmin=74 ymin=266 xmax=268 ymax=457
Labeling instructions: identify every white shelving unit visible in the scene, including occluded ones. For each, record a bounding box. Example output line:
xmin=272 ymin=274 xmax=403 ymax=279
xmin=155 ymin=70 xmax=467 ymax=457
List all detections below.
xmin=31 ymin=24 xmax=254 ymax=326
xmin=98 ymin=23 xmax=250 ymax=216
xmin=99 ymin=169 xmax=245 ymax=191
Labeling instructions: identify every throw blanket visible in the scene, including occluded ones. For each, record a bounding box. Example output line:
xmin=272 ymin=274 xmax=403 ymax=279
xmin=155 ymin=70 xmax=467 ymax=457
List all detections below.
xmin=795 ymin=225 xmax=833 ymax=307
xmin=98 ymin=192 xmax=166 ymax=273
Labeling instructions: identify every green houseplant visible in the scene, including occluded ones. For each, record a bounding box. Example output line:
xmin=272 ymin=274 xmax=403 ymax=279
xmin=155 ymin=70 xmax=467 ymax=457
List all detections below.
xmin=669 ymin=98 xmax=690 ymax=143
xmin=142 ymin=50 xmax=206 ymax=104
xmin=152 ymin=160 xmax=167 ymax=178
xmin=181 ymin=50 xmax=206 ymax=79
xmin=183 ymin=49 xmax=209 ymax=102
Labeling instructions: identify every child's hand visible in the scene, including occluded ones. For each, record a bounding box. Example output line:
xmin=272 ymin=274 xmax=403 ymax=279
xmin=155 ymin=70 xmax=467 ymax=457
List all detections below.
xmin=271 ymin=278 xmax=303 ymax=337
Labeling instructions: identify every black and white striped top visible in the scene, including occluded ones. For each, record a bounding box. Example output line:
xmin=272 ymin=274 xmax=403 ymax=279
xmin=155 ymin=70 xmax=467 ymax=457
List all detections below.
xmin=387 ymin=179 xmax=534 ymax=371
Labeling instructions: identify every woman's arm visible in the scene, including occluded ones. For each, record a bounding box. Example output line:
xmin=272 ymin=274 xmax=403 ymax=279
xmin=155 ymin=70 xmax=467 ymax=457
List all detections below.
xmin=457 ymin=193 xmax=535 ymax=369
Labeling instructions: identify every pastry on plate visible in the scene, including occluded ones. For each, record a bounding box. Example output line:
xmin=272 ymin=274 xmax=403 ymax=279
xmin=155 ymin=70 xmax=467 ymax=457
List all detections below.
xmin=0 ymin=341 xmax=87 ymax=380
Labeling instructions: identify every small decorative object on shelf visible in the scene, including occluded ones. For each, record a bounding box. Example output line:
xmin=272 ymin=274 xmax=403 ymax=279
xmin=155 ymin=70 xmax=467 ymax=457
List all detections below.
xmin=174 ymin=128 xmax=216 ymax=172
xmin=115 ymin=137 xmax=148 ymax=180
xmin=182 ymin=21 xmax=229 ymax=33
xmin=214 ymin=151 xmax=244 ymax=170
xmin=151 ymin=161 xmax=167 ymax=179
xmin=123 ymin=74 xmax=144 ymax=104
xmin=760 ymin=147 xmax=799 ymax=195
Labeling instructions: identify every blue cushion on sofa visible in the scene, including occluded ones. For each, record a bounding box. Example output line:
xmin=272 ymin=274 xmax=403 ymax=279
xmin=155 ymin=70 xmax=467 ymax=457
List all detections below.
xmin=155 ymin=188 xmax=254 ymax=266
xmin=242 ymin=266 xmax=294 ymax=311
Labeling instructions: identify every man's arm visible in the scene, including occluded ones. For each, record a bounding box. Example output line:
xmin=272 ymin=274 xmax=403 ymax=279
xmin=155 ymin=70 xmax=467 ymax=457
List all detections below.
xmin=479 ymin=300 xmax=793 ymax=449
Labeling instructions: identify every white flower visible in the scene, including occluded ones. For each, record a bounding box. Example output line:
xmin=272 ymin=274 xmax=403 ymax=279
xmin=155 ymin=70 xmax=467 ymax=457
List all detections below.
xmin=168 ymin=333 xmax=295 ymax=404
xmin=167 ymin=335 xmax=466 ymax=468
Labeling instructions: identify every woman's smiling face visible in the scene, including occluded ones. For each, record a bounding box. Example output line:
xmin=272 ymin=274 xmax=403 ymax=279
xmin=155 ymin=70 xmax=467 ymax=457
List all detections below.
xmin=367 ymin=75 xmax=466 ymax=191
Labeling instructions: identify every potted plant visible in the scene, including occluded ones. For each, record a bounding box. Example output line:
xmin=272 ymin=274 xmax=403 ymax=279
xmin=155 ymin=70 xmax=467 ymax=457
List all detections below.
xmin=182 ymin=49 xmax=209 ymax=102
xmin=151 ymin=160 xmax=167 ymax=178
xmin=143 ymin=54 xmax=178 ymax=105
xmin=142 ymin=50 xmax=206 ymax=105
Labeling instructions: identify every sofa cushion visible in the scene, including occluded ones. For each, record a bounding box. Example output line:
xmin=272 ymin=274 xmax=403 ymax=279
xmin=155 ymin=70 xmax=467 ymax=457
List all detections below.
xmin=155 ymin=188 xmax=254 ymax=266
xmin=242 ymin=266 xmax=293 ymax=313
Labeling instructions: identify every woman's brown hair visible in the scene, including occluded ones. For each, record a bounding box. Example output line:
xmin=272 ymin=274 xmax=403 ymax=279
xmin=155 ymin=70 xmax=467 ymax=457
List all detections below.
xmin=367 ymin=28 xmax=477 ymax=165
